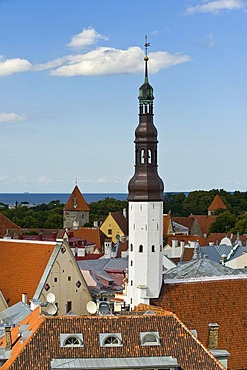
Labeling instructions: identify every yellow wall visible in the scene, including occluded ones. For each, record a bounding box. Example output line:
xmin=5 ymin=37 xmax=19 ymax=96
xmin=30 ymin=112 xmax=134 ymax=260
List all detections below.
xmin=100 ymin=213 xmax=125 ymax=243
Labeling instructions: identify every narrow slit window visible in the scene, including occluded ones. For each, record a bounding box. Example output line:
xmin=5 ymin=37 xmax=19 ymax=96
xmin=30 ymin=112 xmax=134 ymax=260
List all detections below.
xmin=139 ymin=245 xmax=143 ymax=253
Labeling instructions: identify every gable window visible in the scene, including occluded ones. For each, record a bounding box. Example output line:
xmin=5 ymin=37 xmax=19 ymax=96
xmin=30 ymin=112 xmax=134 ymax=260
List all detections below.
xmin=140 ymin=332 xmax=160 ymax=346
xmin=60 ymin=333 xmax=83 ymax=347
xmin=99 ymin=333 xmax=122 ymax=347
xmin=108 ymin=229 xmax=112 ymax=235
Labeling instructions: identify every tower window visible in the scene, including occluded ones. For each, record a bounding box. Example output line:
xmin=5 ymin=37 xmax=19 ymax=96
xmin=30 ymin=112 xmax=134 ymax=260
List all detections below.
xmin=157 ymin=224 xmax=159 ymax=231
xmin=139 ymin=245 xmax=143 ymax=253
xmin=152 ymin=245 xmax=155 ymax=252
xmin=141 ymin=149 xmax=145 ymax=164
xmin=160 ymin=245 xmax=163 ymax=252
xmin=148 ymin=149 xmax=152 ymax=164
xmin=130 ymin=244 xmax=133 ymax=251
xmin=131 ymin=260 xmax=133 ymax=266
xmin=131 ymin=280 xmax=133 ymax=286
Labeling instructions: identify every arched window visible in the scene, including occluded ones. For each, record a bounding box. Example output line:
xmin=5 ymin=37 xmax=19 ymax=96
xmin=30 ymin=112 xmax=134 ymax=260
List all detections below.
xmin=139 ymin=245 xmax=143 ymax=253
xmin=152 ymin=245 xmax=155 ymax=252
xmin=140 ymin=332 xmax=160 ymax=346
xmin=61 ymin=334 xmax=84 ymax=347
xmin=100 ymin=334 xmax=122 ymax=347
xmin=148 ymin=149 xmax=152 ymax=164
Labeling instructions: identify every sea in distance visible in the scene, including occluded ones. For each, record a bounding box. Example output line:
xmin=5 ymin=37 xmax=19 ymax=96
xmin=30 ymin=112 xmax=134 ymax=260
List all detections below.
xmin=0 ymin=193 xmax=129 ymax=205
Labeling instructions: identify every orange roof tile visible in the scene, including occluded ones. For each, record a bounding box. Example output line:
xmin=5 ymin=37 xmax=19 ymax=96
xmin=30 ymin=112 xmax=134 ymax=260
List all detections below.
xmin=153 ymin=278 xmax=247 ymax=370
xmin=0 ymin=213 xmax=21 ymax=237
xmin=63 ymin=185 xmax=89 ymax=211
xmin=172 ymin=216 xmax=195 ymax=231
xmin=208 ymin=195 xmax=227 ymax=211
xmin=0 ymin=240 xmax=56 ymax=306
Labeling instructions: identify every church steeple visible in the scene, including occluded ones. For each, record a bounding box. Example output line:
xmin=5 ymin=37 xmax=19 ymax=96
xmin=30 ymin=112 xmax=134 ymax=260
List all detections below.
xmin=128 ymin=36 xmax=164 ymax=201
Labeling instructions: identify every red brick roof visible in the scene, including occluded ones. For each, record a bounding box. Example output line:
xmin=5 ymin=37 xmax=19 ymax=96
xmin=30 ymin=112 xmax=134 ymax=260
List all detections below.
xmin=1 ymin=305 xmax=224 ymax=370
xmin=208 ymin=195 xmax=227 ymax=211
xmin=153 ymin=278 xmax=247 ymax=370
xmin=63 ymin=185 xmax=89 ymax=211
xmin=0 ymin=213 xmax=21 ymax=237
xmin=0 ymin=240 xmax=56 ymax=306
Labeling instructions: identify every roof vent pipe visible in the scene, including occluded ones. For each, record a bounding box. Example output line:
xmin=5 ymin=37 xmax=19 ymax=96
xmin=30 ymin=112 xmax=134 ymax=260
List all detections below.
xmin=22 ymin=293 xmax=27 ymax=305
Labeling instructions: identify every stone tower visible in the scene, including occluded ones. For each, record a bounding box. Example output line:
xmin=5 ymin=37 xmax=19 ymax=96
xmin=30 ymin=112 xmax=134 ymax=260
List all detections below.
xmin=127 ymin=39 xmax=164 ymax=309
xmin=63 ymin=185 xmax=90 ymax=229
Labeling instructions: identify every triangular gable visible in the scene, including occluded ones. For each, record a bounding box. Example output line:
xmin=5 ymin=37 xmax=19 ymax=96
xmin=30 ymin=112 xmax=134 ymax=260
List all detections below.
xmin=63 ymin=185 xmax=89 ymax=211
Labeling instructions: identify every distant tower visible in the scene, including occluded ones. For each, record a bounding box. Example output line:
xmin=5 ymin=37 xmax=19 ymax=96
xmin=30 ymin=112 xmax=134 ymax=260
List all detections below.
xmin=127 ymin=37 xmax=164 ymax=309
xmin=63 ymin=185 xmax=90 ymax=229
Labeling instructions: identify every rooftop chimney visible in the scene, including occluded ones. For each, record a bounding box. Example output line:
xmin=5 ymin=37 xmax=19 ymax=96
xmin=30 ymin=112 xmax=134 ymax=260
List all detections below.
xmin=208 ymin=323 xmax=219 ymax=350
xmin=22 ymin=293 xmax=27 ymax=305
xmin=5 ymin=325 xmax=12 ymax=351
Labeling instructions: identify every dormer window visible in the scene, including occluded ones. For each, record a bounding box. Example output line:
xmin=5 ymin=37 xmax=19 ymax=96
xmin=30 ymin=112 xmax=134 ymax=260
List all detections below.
xmin=60 ymin=333 xmax=83 ymax=347
xmin=140 ymin=332 xmax=160 ymax=346
xmin=99 ymin=333 xmax=122 ymax=347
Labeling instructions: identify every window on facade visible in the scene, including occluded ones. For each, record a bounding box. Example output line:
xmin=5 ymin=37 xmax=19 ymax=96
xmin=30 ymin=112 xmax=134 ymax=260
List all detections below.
xmin=141 ymin=149 xmax=145 ymax=164
xmin=54 ymin=277 xmax=57 ymax=283
xmin=108 ymin=229 xmax=112 ymax=235
xmin=152 ymin=245 xmax=155 ymax=252
xmin=66 ymin=301 xmax=72 ymax=313
xmin=130 ymin=260 xmax=133 ymax=266
xmin=130 ymin=244 xmax=133 ymax=251
xmin=139 ymin=245 xmax=143 ymax=253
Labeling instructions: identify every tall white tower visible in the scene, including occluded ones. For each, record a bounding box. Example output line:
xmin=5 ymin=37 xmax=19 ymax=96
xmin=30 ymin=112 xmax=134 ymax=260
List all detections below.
xmin=127 ymin=39 xmax=164 ymax=309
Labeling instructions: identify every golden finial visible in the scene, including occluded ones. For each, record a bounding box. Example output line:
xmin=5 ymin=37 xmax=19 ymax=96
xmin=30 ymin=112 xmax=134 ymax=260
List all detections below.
xmin=144 ymin=35 xmax=150 ymax=61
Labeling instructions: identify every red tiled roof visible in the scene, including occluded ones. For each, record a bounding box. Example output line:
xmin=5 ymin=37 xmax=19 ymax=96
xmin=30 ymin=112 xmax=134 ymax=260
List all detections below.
xmin=73 ymin=227 xmax=103 ymax=249
xmin=204 ymin=233 xmax=247 ymax=246
xmin=0 ymin=213 xmax=21 ymax=237
xmin=194 ymin=215 xmax=216 ymax=235
xmin=208 ymin=195 xmax=227 ymax=211
xmin=163 ymin=213 xmax=172 ymax=235
xmin=167 ymin=235 xmax=205 ymax=246
xmin=2 ymin=306 xmax=224 ymax=370
xmin=172 ymin=216 xmax=195 ymax=231
xmin=181 ymin=247 xmax=194 ymax=262
xmin=63 ymin=185 xmax=89 ymax=211
xmin=0 ymin=240 xmax=56 ymax=306
xmin=153 ymin=278 xmax=247 ymax=370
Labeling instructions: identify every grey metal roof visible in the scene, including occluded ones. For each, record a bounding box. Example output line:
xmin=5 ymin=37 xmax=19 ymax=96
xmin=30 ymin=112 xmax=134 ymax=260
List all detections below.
xmin=51 ymin=356 xmax=178 ymax=369
xmin=163 ymin=256 xmax=246 ymax=280
xmin=0 ymin=301 xmax=31 ymax=327
xmin=201 ymin=244 xmax=247 ymax=263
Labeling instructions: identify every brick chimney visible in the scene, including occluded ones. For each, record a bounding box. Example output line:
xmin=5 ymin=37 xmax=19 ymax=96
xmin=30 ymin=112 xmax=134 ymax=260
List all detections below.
xmin=208 ymin=323 xmax=219 ymax=349
xmin=5 ymin=325 xmax=12 ymax=350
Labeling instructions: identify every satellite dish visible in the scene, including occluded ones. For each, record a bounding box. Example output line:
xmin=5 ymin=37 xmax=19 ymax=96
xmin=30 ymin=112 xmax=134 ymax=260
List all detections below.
xmin=47 ymin=292 xmax=56 ymax=303
xmin=99 ymin=301 xmax=110 ymax=315
xmin=46 ymin=303 xmax=57 ymax=316
xmin=86 ymin=301 xmax=97 ymax=314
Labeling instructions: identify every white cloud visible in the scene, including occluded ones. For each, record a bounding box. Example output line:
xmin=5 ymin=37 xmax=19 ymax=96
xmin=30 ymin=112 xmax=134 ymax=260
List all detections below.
xmin=67 ymin=27 xmax=107 ymax=49
xmin=185 ymin=0 xmax=247 ymax=14
xmin=0 ymin=113 xmax=29 ymax=124
xmin=50 ymin=47 xmax=192 ymax=77
xmin=0 ymin=57 xmax=32 ymax=76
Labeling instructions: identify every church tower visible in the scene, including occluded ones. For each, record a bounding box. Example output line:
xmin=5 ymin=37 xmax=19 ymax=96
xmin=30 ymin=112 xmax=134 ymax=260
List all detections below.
xmin=127 ymin=38 xmax=164 ymax=309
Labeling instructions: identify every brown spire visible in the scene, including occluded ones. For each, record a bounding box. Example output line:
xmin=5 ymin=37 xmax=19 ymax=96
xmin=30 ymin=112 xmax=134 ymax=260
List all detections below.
xmin=208 ymin=194 xmax=227 ymax=212
xmin=128 ymin=37 xmax=164 ymax=202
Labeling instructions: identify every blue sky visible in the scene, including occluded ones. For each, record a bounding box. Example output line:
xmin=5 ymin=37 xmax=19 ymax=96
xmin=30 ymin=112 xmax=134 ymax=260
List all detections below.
xmin=1 ymin=0 xmax=247 ymax=193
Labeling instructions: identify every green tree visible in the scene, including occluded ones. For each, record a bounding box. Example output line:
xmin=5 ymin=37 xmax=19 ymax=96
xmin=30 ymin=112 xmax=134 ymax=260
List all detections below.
xmin=231 ymin=214 xmax=247 ymax=234
xmin=209 ymin=211 xmax=236 ymax=233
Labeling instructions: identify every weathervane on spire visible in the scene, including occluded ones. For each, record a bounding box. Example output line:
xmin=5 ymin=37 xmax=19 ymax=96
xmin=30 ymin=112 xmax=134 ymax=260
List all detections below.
xmin=144 ymin=35 xmax=150 ymax=61
xmin=75 ymin=177 xmax=78 ymax=185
